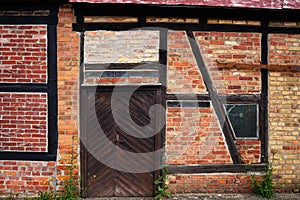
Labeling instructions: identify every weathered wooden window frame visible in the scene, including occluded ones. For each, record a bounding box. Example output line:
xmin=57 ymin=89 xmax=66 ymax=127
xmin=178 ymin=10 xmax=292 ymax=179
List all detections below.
xmin=224 ymin=104 xmax=259 ymax=139
xmin=0 ymin=3 xmax=58 ymax=161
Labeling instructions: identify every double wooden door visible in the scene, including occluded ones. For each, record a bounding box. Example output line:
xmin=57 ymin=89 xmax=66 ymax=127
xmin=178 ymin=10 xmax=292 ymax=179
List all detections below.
xmin=81 ymin=86 xmax=163 ymax=197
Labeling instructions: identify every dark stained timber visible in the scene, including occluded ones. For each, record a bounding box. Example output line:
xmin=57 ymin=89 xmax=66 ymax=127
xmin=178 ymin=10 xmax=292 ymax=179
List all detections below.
xmin=73 ymin=4 xmax=300 ymax=34
xmin=0 ymin=152 xmax=57 ymax=161
xmin=159 ymin=29 xmax=168 ymax=86
xmin=0 ymin=84 xmax=47 ymax=92
xmin=74 ymin=22 xmax=300 ymax=33
xmin=81 ymin=86 xmax=163 ymax=197
xmin=260 ymin=18 xmax=269 ymax=164
xmin=217 ymin=62 xmax=300 ymax=72
xmin=0 ymin=16 xmax=53 ymax=24
xmin=218 ymin=94 xmax=261 ymax=104
xmin=79 ymin=32 xmax=84 ymax=85
xmin=157 ymin=28 xmax=168 ymax=194
xmin=167 ymin=93 xmax=210 ymax=101
xmin=47 ymin=22 xmax=58 ymax=156
xmin=260 ymin=69 xmax=269 ymax=164
xmin=167 ymin=101 xmax=210 ymax=108
xmin=167 ymin=164 xmax=268 ymax=174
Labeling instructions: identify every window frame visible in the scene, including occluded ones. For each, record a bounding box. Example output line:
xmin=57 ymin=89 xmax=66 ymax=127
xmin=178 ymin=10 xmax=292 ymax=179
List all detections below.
xmin=224 ymin=103 xmax=259 ymax=139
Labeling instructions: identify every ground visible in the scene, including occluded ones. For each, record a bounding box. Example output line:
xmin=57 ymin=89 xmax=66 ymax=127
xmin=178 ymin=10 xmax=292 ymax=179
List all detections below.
xmin=83 ymin=193 xmax=300 ymax=200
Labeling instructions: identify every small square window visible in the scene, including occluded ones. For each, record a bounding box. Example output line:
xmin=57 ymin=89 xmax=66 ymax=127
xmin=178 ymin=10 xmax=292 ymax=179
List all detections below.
xmin=224 ymin=104 xmax=258 ymax=138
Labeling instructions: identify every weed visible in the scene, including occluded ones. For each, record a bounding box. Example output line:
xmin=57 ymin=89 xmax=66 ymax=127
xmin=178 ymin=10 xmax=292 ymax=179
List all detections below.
xmin=251 ymin=165 xmax=274 ymax=199
xmin=27 ymin=153 xmax=79 ymax=200
xmin=24 ymin=191 xmax=56 ymax=200
xmin=59 ymin=153 xmax=79 ymax=199
xmin=154 ymin=167 xmax=172 ymax=200
xmin=251 ymin=150 xmax=277 ymax=199
xmin=38 ymin=191 xmax=56 ymax=200
xmin=3 ymin=193 xmax=18 ymax=200
xmin=10 ymin=153 xmax=79 ymax=200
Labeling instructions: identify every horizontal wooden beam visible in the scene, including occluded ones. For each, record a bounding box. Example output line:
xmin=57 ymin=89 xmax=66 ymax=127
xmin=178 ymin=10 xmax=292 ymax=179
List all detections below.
xmin=0 ymin=83 xmax=48 ymax=92
xmin=0 ymin=152 xmax=57 ymax=161
xmin=167 ymin=93 xmax=210 ymax=101
xmin=73 ymin=3 xmax=300 ymax=22
xmin=167 ymin=93 xmax=261 ymax=103
xmin=73 ymin=22 xmax=264 ymax=32
xmin=218 ymin=94 xmax=261 ymax=104
xmin=167 ymin=164 xmax=268 ymax=174
xmin=217 ymin=61 xmax=300 ymax=72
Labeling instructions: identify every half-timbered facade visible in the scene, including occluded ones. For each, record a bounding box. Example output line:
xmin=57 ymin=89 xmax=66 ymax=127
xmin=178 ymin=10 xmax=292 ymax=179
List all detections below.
xmin=0 ymin=0 xmax=299 ymax=197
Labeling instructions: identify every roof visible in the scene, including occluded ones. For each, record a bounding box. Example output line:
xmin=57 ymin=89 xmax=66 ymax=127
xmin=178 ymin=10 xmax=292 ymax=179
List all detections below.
xmin=69 ymin=0 xmax=300 ymax=9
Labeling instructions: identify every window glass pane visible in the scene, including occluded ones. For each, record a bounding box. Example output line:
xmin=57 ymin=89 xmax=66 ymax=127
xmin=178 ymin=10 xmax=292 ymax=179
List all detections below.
xmin=224 ymin=104 xmax=258 ymax=138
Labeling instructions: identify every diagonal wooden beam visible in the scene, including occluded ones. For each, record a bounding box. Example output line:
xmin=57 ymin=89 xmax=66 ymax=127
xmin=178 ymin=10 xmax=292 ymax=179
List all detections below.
xmin=186 ymin=30 xmax=242 ymax=164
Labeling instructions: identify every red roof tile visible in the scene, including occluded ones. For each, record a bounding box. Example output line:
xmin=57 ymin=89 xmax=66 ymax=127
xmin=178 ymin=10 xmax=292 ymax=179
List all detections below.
xmin=69 ymin=0 xmax=300 ymax=9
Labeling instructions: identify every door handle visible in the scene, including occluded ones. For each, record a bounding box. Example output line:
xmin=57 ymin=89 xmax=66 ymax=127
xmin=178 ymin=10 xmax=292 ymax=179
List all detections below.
xmin=115 ymin=134 xmax=124 ymax=145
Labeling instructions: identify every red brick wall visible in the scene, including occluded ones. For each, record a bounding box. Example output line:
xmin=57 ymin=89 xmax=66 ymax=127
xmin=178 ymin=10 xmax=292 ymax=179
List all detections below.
xmin=195 ymin=32 xmax=261 ymax=94
xmin=269 ymin=34 xmax=300 ymax=65
xmin=166 ymin=30 xmax=262 ymax=193
xmin=0 ymin=93 xmax=47 ymax=152
xmin=236 ymin=139 xmax=261 ymax=164
xmin=195 ymin=32 xmax=261 ymax=65
xmin=166 ymin=105 xmax=232 ymax=165
xmin=0 ymin=9 xmax=53 ymax=197
xmin=56 ymin=4 xmax=80 ymax=192
xmin=0 ymin=4 xmax=80 ymax=196
xmin=167 ymin=31 xmax=206 ymax=93
xmin=0 ymin=25 xmax=47 ymax=83
xmin=167 ymin=31 xmax=262 ymax=94
xmin=168 ymin=174 xmax=254 ymax=193
xmin=0 ymin=161 xmax=56 ymax=195
xmin=1 ymin=4 xmax=300 ymax=196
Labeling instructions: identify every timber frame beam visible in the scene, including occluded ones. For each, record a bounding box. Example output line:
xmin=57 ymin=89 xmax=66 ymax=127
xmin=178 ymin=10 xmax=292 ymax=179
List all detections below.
xmin=167 ymin=164 xmax=268 ymax=174
xmin=73 ymin=3 xmax=300 ymax=34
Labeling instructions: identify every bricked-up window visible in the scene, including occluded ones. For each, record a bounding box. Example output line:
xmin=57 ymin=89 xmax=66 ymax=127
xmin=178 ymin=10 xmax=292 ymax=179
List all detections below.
xmin=0 ymin=6 xmax=58 ymax=161
xmin=0 ymin=25 xmax=48 ymax=83
xmin=83 ymin=30 xmax=160 ymax=85
xmin=225 ymin=104 xmax=258 ymax=138
xmin=0 ymin=93 xmax=48 ymax=152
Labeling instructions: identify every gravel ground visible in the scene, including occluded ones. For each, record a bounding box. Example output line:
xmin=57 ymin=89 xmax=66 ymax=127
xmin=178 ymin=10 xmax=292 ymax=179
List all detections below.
xmin=83 ymin=193 xmax=300 ymax=200
xmin=171 ymin=193 xmax=300 ymax=199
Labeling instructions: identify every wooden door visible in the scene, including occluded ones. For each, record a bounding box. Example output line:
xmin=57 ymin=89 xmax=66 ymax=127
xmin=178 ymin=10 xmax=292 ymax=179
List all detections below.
xmin=81 ymin=86 xmax=162 ymax=197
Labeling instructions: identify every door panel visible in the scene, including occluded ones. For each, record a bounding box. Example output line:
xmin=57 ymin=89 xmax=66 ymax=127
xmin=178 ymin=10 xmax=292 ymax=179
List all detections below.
xmin=115 ymin=171 xmax=154 ymax=196
xmin=85 ymin=91 xmax=115 ymax=197
xmin=82 ymin=86 xmax=162 ymax=197
xmin=86 ymin=152 xmax=115 ymax=197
